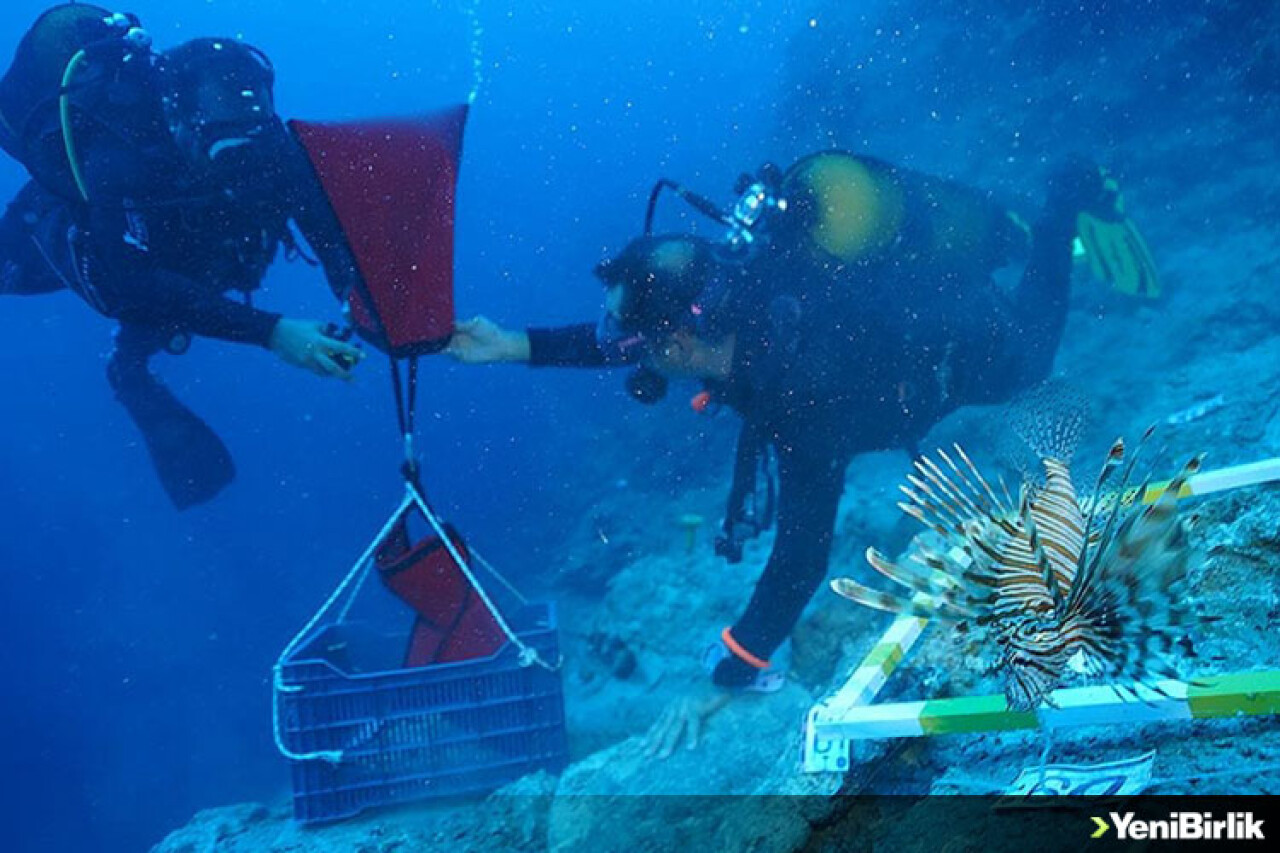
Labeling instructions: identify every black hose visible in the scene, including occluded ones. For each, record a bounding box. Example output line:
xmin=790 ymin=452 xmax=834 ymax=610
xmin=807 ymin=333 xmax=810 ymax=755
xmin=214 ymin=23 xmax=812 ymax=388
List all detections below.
xmin=643 ymin=178 xmax=731 ymax=235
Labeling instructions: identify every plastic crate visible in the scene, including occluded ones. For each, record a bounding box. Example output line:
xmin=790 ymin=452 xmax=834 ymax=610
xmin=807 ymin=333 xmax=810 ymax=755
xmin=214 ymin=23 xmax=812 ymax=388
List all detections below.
xmin=277 ymin=601 xmax=568 ymax=823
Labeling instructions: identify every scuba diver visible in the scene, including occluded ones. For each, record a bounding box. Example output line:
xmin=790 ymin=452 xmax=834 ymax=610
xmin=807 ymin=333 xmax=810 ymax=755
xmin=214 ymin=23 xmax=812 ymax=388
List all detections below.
xmin=448 ymin=150 xmax=1160 ymax=755
xmin=0 ymin=5 xmax=364 ymax=508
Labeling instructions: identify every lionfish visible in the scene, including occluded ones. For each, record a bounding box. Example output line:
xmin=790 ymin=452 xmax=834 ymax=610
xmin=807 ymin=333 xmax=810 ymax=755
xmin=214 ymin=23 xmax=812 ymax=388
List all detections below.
xmin=831 ymin=427 xmax=1209 ymax=711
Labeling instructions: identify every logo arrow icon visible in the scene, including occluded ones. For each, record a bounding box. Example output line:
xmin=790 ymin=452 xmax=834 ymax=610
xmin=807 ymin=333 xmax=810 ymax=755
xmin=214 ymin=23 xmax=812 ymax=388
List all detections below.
xmin=1091 ymin=816 xmax=1110 ymax=838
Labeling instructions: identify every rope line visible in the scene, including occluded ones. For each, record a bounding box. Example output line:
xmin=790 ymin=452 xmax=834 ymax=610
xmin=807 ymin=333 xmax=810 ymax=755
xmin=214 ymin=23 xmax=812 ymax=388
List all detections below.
xmin=273 ymin=483 xmax=559 ymax=763
xmin=469 ymin=546 xmax=530 ymax=606
xmin=271 ymin=489 xmax=416 ymax=763
xmin=408 ymin=486 xmax=559 ymax=672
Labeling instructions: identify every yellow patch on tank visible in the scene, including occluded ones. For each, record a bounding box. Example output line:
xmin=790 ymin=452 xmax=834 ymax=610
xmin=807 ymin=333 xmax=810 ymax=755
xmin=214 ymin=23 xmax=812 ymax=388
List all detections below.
xmin=794 ymin=153 xmax=905 ymax=262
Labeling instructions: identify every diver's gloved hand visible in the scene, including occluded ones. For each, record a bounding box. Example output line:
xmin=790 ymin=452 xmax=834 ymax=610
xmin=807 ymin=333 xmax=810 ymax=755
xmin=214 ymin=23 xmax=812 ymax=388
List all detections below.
xmin=1048 ymin=156 xmax=1161 ymax=298
xmin=268 ymin=318 xmax=365 ymax=379
xmin=447 ymin=316 xmax=531 ymax=363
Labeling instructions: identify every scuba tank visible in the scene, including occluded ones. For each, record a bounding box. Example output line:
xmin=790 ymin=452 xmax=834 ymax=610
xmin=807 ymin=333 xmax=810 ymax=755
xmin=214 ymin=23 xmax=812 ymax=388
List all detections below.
xmin=0 ymin=4 xmax=162 ymax=204
xmin=639 ymin=150 xmax=1029 ymax=561
xmin=771 ymin=151 xmax=1027 ymax=276
xmin=644 ymin=150 xmax=1026 ymax=278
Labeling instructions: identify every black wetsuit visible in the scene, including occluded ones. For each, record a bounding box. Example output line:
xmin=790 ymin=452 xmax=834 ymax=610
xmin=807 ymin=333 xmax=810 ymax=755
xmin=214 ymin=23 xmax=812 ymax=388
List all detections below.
xmin=526 ymin=168 xmax=1078 ymax=688
xmin=1 ymin=131 xmax=355 ymax=339
xmin=0 ymin=128 xmax=358 ymax=507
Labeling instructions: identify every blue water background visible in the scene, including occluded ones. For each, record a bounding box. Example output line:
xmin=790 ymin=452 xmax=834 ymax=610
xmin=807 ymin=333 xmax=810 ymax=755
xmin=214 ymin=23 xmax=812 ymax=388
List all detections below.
xmin=0 ymin=0 xmax=1257 ymax=849
xmin=0 ymin=1 xmax=817 ymax=849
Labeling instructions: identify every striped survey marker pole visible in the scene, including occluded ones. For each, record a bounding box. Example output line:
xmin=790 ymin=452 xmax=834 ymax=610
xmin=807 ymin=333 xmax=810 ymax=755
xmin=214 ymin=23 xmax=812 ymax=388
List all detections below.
xmin=803 ymin=605 xmax=931 ymax=771
xmin=818 ymin=670 xmax=1280 ymax=741
xmin=802 ymin=457 xmax=1280 ymax=772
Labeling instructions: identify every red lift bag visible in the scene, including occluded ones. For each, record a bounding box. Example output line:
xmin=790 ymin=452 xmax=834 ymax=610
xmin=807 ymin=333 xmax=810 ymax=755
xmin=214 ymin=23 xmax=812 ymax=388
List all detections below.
xmin=291 ymin=105 xmax=467 ymax=356
xmin=375 ymin=520 xmax=505 ymax=667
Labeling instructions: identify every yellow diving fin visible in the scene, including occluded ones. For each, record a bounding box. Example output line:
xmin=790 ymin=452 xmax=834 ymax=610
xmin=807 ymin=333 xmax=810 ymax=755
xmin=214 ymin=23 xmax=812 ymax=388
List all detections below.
xmin=1075 ymin=173 xmax=1161 ymax=298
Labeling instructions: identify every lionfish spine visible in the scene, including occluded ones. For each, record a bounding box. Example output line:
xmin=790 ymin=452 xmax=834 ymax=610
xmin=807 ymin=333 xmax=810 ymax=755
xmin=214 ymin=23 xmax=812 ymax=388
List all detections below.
xmin=915 ymin=455 xmax=987 ymax=520
xmin=896 ymin=500 xmax=950 ymax=539
xmin=997 ymin=474 xmax=1016 ymax=515
xmin=901 ymin=478 xmax=969 ymax=532
xmin=1069 ymin=437 xmax=1132 ymax=609
xmin=946 ymin=445 xmax=1010 ymax=516
xmin=829 ymin=578 xmax=960 ymax=621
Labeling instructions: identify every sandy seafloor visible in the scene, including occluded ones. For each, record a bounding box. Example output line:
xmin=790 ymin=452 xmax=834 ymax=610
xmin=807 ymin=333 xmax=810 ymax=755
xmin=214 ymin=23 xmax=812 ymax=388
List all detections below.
xmin=150 ymin=14 xmax=1280 ymax=853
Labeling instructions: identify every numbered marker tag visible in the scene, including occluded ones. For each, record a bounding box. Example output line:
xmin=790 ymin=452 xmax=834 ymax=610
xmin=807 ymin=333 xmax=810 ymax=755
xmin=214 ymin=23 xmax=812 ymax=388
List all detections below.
xmin=997 ymin=751 xmax=1155 ymax=808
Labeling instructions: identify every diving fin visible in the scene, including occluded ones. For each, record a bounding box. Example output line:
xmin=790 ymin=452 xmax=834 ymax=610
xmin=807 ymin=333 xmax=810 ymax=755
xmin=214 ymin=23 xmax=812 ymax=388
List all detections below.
xmin=108 ymin=360 xmax=235 ymax=509
xmin=1075 ymin=173 xmax=1161 ymax=298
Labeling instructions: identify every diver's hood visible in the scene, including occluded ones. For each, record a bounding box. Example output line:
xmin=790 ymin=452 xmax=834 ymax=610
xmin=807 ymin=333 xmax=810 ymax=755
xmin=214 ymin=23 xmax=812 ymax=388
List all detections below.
xmin=160 ymin=37 xmax=279 ymax=171
xmin=595 ymin=233 xmax=747 ymax=348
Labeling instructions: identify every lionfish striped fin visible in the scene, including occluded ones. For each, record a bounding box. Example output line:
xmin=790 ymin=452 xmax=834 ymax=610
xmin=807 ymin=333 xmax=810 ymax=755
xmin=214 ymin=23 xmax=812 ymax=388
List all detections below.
xmin=989 ymin=491 xmax=1057 ymax=620
xmin=900 ymin=478 xmax=968 ymax=535
xmin=1019 ymin=499 xmax=1065 ymax=615
xmin=1069 ymin=434 xmax=1149 ymax=611
xmin=946 ymin=445 xmax=1013 ymax=517
xmin=1059 ymin=454 xmax=1206 ymax=698
xmin=908 ymin=545 xmax=971 ymax=590
xmin=829 ymin=578 xmax=952 ymax=621
xmin=914 ymin=454 xmax=983 ymax=518
xmin=997 ymin=474 xmax=1016 ymax=515
xmin=1114 ymin=456 xmax=1203 ymax=561
xmin=864 ymin=548 xmax=979 ymax=617
xmin=896 ymin=498 xmax=944 ymax=537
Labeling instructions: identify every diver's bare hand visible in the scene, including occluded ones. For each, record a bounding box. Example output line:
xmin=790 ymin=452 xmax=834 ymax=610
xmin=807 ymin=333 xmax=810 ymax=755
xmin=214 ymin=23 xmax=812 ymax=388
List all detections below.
xmin=447 ymin=316 xmax=531 ymax=364
xmin=269 ymin=318 xmax=364 ymax=380
xmin=643 ymin=685 xmax=732 ymax=759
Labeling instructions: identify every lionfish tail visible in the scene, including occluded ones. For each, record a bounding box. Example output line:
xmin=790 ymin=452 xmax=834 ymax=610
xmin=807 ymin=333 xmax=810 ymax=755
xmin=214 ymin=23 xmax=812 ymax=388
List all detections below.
xmin=1009 ymin=380 xmax=1090 ymax=464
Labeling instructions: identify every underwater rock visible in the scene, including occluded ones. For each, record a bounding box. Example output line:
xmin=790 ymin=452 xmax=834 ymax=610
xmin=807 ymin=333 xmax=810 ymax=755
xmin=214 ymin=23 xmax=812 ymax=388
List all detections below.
xmin=149 ymin=804 xmax=273 ymax=853
xmin=587 ymin=630 xmax=637 ymax=680
xmin=547 ymin=680 xmax=838 ymax=853
xmin=149 ymin=785 xmax=559 ymax=853
xmin=482 ymin=771 xmax=560 ymax=851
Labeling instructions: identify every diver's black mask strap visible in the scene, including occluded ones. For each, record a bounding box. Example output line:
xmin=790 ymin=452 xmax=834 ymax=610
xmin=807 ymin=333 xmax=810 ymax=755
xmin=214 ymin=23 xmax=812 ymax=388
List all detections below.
xmin=687 ymin=260 xmax=740 ymax=342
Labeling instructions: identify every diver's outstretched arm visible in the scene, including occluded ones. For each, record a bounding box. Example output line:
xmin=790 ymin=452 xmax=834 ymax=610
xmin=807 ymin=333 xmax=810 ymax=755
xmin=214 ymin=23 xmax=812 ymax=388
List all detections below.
xmin=713 ymin=435 xmax=847 ymax=688
xmin=448 ymin=316 xmax=630 ymax=368
xmin=447 ymin=316 xmax=534 ymax=363
xmin=102 ymin=266 xmax=361 ymax=379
